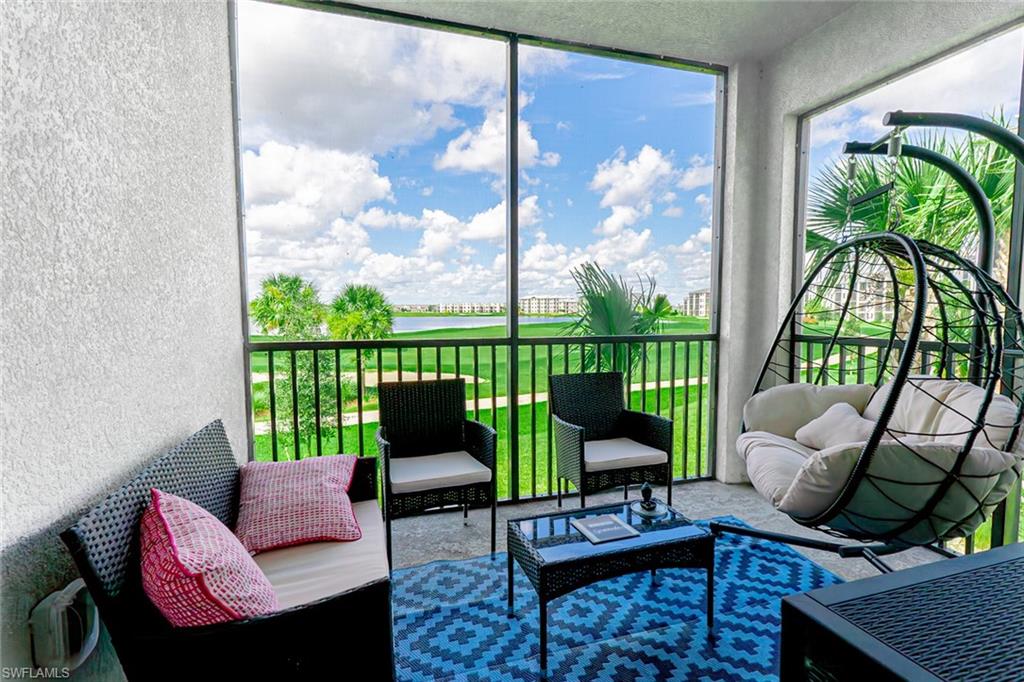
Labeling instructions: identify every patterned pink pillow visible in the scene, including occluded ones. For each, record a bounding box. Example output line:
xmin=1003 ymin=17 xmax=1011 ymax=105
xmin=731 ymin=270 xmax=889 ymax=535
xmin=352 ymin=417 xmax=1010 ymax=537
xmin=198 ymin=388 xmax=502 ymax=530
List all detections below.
xmin=234 ymin=455 xmax=361 ymax=555
xmin=140 ymin=489 xmax=279 ymax=627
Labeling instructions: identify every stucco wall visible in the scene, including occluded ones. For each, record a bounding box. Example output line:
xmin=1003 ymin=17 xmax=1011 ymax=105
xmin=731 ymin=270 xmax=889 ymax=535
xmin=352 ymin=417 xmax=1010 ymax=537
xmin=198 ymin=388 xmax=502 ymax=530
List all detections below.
xmin=1 ymin=1 xmax=243 ymax=678
xmin=714 ymin=2 xmax=1023 ymax=482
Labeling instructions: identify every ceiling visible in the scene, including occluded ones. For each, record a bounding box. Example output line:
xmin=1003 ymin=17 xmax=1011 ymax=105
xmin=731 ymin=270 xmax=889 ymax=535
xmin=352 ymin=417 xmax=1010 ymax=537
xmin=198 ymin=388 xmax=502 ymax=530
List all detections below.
xmin=352 ymin=0 xmax=858 ymax=66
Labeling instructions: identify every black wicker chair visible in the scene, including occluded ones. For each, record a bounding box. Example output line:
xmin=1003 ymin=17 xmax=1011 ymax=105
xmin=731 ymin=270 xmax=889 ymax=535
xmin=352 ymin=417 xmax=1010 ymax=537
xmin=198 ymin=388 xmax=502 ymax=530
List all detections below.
xmin=61 ymin=420 xmax=394 ymax=680
xmin=376 ymin=379 xmax=498 ymax=563
xmin=549 ymin=371 xmax=673 ymax=508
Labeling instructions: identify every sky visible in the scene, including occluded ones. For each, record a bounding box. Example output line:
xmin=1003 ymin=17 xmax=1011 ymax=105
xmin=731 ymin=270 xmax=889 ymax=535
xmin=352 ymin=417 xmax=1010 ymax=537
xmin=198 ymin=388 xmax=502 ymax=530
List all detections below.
xmin=236 ymin=1 xmax=718 ymax=306
xmin=808 ymin=27 xmax=1023 ymax=180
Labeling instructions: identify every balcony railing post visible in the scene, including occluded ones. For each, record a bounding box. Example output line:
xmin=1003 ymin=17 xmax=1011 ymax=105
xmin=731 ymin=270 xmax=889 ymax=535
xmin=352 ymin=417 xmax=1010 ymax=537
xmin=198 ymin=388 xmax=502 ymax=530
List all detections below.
xmin=290 ymin=350 xmax=300 ymax=460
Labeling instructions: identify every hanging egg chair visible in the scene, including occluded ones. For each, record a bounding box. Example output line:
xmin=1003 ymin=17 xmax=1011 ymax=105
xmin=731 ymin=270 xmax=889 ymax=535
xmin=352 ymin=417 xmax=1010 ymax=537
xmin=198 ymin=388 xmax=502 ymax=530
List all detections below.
xmin=712 ymin=117 xmax=1024 ymax=569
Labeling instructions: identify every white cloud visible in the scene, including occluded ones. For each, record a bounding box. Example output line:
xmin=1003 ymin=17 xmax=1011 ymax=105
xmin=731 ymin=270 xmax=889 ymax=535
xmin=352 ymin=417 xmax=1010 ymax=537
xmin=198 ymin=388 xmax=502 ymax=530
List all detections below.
xmin=661 ymin=206 xmax=683 ymax=218
xmin=811 ymin=28 xmax=1023 ymax=149
xmin=672 ymin=89 xmax=716 ymax=107
xmin=434 ymin=103 xmax=560 ymax=177
xmin=356 ymin=207 xmax=420 ymax=230
xmin=578 ymin=71 xmax=628 ymax=81
xmin=589 ymin=145 xmax=675 ymax=235
xmin=237 ymin=0 xmax=561 ymax=154
xmin=556 ymin=121 xmax=572 ymax=133
xmin=421 ymin=186 xmax=434 ymax=197
xmin=591 ymin=145 xmax=674 ymax=209
xmin=243 ymin=141 xmax=392 ymax=238
xmin=695 ymin=193 xmax=712 ymax=218
xmin=659 ymin=191 xmax=677 ymax=204
xmin=677 ymin=154 xmax=714 ymax=190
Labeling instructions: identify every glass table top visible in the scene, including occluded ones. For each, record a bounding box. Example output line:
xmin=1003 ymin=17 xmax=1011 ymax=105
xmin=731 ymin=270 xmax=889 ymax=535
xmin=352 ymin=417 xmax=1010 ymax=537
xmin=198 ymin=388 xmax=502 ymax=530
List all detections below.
xmin=511 ymin=500 xmax=709 ymax=564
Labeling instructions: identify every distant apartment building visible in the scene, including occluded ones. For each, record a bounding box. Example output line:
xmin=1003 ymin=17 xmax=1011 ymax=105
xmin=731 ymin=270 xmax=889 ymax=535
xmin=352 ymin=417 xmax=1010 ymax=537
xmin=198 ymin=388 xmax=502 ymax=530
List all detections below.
xmin=437 ymin=302 xmax=504 ymax=314
xmin=394 ymin=303 xmax=437 ymax=313
xmin=678 ymin=289 xmax=710 ymax=318
xmin=519 ymin=296 xmax=579 ymax=315
xmin=852 ymin=276 xmax=893 ymax=322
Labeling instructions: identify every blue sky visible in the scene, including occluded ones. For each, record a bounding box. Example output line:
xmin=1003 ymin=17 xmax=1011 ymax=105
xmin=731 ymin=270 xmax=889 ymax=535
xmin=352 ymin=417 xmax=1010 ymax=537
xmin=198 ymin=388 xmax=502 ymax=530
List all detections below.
xmin=237 ymin=1 xmax=717 ymax=305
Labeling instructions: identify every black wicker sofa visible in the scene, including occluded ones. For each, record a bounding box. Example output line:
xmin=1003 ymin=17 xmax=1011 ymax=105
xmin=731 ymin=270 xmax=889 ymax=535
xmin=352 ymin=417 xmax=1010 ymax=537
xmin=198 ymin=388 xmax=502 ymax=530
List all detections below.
xmin=61 ymin=420 xmax=394 ymax=680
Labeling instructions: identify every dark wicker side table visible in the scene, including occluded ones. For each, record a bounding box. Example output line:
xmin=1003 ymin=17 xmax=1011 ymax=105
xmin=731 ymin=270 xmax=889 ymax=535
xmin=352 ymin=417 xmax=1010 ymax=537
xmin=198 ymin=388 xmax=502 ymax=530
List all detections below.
xmin=506 ymin=500 xmax=715 ymax=673
xmin=781 ymin=542 xmax=1024 ymax=681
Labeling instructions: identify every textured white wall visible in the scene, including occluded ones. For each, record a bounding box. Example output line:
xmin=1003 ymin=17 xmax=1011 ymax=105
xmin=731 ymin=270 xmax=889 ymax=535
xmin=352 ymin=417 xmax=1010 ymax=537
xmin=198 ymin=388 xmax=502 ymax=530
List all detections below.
xmin=1 ymin=1 xmax=243 ymax=677
xmin=715 ymin=2 xmax=1024 ymax=482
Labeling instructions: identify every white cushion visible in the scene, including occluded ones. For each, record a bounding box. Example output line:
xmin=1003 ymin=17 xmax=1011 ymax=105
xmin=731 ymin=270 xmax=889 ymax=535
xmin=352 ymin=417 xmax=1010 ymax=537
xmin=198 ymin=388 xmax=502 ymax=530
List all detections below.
xmin=778 ymin=440 xmax=1020 ymax=521
xmin=795 ymin=402 xmax=877 ymax=451
xmin=737 ymin=432 xmax=814 ymax=507
xmin=254 ymin=501 xmax=389 ymax=610
xmin=583 ymin=437 xmax=668 ymax=472
xmin=743 ymin=383 xmax=876 ymax=439
xmin=388 ymin=450 xmax=491 ymax=494
xmin=866 ymin=377 xmax=1021 ymax=451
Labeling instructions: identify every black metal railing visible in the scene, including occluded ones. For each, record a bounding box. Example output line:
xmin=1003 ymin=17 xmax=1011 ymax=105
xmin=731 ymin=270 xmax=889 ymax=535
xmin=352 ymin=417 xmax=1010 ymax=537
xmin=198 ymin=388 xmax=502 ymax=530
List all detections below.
xmin=247 ymin=333 xmax=717 ymax=503
xmin=791 ymin=333 xmax=1024 ymax=552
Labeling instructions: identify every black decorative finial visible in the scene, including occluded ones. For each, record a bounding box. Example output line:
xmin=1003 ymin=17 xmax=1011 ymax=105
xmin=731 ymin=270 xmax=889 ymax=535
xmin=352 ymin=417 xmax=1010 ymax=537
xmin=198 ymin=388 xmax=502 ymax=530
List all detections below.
xmin=640 ymin=482 xmax=655 ymax=510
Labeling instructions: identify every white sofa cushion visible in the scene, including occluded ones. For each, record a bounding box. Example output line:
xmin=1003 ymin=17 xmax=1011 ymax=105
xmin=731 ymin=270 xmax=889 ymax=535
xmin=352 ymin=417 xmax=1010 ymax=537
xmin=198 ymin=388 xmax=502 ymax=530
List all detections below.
xmin=583 ymin=437 xmax=668 ymax=472
xmin=743 ymin=383 xmax=876 ymax=439
xmin=737 ymin=432 xmax=814 ymax=507
xmin=388 ymin=450 xmax=492 ymax=494
xmin=254 ymin=500 xmax=388 ymax=610
xmin=795 ymin=402 xmax=878 ymax=451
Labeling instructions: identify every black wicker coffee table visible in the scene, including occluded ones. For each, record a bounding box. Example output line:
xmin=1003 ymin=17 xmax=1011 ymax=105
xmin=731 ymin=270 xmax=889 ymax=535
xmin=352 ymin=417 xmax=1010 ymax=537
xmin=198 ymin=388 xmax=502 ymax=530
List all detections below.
xmin=506 ymin=499 xmax=715 ymax=672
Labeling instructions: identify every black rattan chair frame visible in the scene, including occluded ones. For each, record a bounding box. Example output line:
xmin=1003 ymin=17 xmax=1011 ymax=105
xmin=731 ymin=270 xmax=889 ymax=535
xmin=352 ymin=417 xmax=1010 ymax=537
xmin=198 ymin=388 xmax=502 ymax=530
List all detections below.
xmin=713 ymin=232 xmax=1024 ymax=570
xmin=375 ymin=379 xmax=498 ymax=563
xmin=60 ymin=420 xmax=395 ymax=680
xmin=549 ymin=371 xmax=673 ymax=508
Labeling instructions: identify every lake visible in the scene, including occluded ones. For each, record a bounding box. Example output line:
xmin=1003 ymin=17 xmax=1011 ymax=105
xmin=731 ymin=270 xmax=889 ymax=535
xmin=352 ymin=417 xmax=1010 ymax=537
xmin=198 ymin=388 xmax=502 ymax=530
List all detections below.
xmin=394 ymin=315 xmax=573 ymax=332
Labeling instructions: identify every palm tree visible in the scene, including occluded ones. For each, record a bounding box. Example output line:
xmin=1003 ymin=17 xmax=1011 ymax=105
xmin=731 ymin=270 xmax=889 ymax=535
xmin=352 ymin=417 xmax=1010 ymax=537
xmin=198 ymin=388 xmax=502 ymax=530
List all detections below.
xmin=249 ymin=274 xmax=331 ymax=456
xmin=806 ymin=113 xmax=1017 ymax=284
xmin=249 ymin=274 xmax=325 ymax=339
xmin=567 ymin=262 xmax=673 ymax=372
xmin=328 ymin=284 xmax=394 ymax=356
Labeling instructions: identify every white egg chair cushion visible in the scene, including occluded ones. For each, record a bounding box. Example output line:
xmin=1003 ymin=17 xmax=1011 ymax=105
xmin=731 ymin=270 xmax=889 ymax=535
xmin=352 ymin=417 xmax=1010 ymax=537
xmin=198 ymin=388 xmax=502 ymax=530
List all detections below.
xmin=743 ymin=383 xmax=876 ymax=439
xmin=739 ymin=379 xmax=1023 ymax=542
xmin=736 ymin=431 xmax=814 ymax=507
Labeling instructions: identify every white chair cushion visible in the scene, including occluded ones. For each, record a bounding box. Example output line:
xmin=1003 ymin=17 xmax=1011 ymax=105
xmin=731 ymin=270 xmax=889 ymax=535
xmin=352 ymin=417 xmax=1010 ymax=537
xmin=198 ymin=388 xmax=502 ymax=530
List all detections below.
xmin=778 ymin=440 xmax=1021 ymax=523
xmin=743 ymin=383 xmax=876 ymax=439
xmin=865 ymin=377 xmax=1021 ymax=452
xmin=254 ymin=501 xmax=389 ymax=610
xmin=583 ymin=437 xmax=668 ymax=472
xmin=795 ymin=402 xmax=877 ymax=451
xmin=736 ymin=431 xmax=814 ymax=507
xmin=388 ymin=450 xmax=491 ymax=494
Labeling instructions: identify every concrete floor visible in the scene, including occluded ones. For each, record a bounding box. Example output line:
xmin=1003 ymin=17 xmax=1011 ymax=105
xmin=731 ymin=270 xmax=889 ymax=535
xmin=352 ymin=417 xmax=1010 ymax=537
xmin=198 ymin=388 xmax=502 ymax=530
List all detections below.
xmin=389 ymin=481 xmax=939 ymax=582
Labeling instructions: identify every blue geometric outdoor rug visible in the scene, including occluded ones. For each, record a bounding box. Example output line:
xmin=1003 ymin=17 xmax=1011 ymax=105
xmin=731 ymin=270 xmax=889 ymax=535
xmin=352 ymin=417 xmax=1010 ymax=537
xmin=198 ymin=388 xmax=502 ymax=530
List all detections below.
xmin=392 ymin=516 xmax=842 ymax=681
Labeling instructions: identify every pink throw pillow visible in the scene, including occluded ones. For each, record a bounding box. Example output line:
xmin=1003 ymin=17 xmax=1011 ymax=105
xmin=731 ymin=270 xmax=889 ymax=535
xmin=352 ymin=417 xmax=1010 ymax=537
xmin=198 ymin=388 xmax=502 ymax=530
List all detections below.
xmin=140 ymin=489 xmax=279 ymax=627
xmin=234 ymin=455 xmax=361 ymax=555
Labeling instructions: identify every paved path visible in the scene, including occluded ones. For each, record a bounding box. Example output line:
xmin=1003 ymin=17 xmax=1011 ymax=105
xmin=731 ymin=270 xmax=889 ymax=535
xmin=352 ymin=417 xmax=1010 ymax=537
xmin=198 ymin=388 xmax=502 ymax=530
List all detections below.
xmin=252 ymin=377 xmax=711 ymax=435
